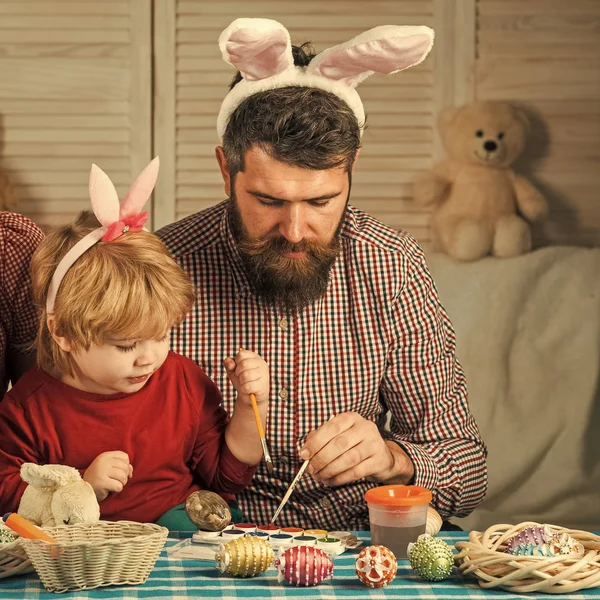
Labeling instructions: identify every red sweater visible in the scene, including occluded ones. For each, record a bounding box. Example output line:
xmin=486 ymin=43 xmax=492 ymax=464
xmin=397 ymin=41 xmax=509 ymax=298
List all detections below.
xmin=0 ymin=352 xmax=256 ymax=523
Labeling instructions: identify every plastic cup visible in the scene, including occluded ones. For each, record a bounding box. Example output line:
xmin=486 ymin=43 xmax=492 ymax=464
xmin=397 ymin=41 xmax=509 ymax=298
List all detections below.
xmin=364 ymin=485 xmax=432 ymax=559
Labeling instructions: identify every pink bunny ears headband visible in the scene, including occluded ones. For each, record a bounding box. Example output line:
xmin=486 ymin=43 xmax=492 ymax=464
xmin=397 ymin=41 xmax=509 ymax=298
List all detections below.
xmin=217 ymin=18 xmax=435 ymax=141
xmin=46 ymin=157 xmax=160 ymax=314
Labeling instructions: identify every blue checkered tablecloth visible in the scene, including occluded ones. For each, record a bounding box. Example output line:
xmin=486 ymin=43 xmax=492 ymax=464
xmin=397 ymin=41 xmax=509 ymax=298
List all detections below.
xmin=1 ymin=532 xmax=599 ymax=599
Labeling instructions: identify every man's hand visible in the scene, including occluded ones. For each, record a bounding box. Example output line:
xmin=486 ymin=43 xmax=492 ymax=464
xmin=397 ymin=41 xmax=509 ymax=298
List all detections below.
xmin=224 ymin=350 xmax=269 ymax=407
xmin=82 ymin=451 xmax=133 ymax=502
xmin=299 ymin=412 xmax=414 ymax=486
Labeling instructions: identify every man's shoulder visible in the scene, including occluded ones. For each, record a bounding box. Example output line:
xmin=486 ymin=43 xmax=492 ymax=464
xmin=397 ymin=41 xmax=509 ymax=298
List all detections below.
xmin=344 ymin=206 xmax=425 ymax=266
xmin=156 ymin=201 xmax=228 ymax=258
xmin=0 ymin=212 xmax=44 ymax=273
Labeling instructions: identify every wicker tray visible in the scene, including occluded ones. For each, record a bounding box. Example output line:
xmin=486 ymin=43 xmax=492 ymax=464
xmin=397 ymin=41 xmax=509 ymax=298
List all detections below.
xmin=19 ymin=520 xmax=168 ymax=593
xmin=0 ymin=525 xmax=34 ymax=579
xmin=454 ymin=522 xmax=600 ymax=594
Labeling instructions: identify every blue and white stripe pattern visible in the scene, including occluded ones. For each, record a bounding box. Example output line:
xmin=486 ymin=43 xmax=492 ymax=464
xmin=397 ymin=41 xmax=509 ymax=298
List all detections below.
xmin=2 ymin=532 xmax=597 ymax=599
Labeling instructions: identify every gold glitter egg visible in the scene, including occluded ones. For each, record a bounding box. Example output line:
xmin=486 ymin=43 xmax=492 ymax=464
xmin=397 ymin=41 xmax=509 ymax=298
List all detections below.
xmin=185 ymin=490 xmax=231 ymax=531
xmin=215 ymin=536 xmax=274 ymax=577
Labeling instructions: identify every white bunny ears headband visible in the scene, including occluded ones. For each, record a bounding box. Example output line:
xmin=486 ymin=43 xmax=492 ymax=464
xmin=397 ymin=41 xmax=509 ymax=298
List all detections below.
xmin=46 ymin=157 xmax=159 ymax=314
xmin=217 ymin=18 xmax=435 ymax=140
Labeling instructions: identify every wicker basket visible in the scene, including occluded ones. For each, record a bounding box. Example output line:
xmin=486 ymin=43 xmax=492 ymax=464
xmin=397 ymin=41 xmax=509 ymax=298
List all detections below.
xmin=0 ymin=525 xmax=34 ymax=579
xmin=454 ymin=521 xmax=600 ymax=594
xmin=20 ymin=520 xmax=168 ymax=593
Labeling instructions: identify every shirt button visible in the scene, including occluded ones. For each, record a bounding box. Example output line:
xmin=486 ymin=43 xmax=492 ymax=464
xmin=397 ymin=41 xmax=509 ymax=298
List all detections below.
xmin=279 ymin=453 xmax=290 ymax=465
xmin=279 ymin=388 xmax=289 ymax=401
xmin=320 ymin=497 xmax=332 ymax=509
xmin=278 ymin=317 xmax=289 ymax=330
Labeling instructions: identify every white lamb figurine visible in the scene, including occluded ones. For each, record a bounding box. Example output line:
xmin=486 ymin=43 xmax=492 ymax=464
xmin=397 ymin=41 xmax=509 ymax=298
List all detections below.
xmin=17 ymin=463 xmax=100 ymax=527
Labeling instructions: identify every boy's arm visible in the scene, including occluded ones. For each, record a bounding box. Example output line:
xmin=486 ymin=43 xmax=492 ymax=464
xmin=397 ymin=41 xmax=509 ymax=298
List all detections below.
xmin=182 ymin=359 xmax=256 ymax=495
xmin=223 ymin=349 xmax=269 ymax=467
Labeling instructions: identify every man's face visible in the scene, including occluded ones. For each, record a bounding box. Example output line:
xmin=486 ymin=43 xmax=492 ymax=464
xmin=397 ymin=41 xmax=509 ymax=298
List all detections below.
xmin=217 ymin=146 xmax=352 ymax=310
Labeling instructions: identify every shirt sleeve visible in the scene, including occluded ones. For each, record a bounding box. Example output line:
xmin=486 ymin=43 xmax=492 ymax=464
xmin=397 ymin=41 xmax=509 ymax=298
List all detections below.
xmin=180 ymin=357 xmax=256 ymax=494
xmin=0 ymin=394 xmax=43 ymax=514
xmin=379 ymin=250 xmax=488 ymax=518
xmin=0 ymin=214 xmax=44 ymax=352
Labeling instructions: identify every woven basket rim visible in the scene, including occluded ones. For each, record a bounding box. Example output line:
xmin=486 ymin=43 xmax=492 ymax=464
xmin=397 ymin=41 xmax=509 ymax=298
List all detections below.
xmin=19 ymin=520 xmax=168 ymax=550
xmin=454 ymin=522 xmax=600 ymax=593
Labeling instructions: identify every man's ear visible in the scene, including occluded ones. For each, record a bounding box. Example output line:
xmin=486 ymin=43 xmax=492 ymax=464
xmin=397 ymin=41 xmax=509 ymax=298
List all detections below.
xmin=46 ymin=316 xmax=72 ymax=352
xmin=215 ymin=146 xmax=232 ymax=197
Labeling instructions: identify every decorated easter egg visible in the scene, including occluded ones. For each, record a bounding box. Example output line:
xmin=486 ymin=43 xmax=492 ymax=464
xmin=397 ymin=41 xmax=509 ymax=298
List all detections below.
xmin=508 ymin=542 xmax=557 ymax=557
xmin=505 ymin=526 xmax=584 ymax=558
xmin=215 ymin=536 xmax=273 ymax=577
xmin=408 ymin=534 xmax=453 ymax=581
xmin=426 ymin=507 xmax=443 ymax=536
xmin=185 ymin=490 xmax=231 ymax=531
xmin=275 ymin=545 xmax=334 ymax=586
xmin=355 ymin=545 xmax=397 ymax=588
xmin=504 ymin=525 xmax=551 ymax=552
xmin=0 ymin=526 xmax=17 ymax=544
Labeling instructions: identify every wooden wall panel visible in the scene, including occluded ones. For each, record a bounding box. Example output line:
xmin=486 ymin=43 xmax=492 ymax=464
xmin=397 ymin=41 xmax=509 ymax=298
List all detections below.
xmin=1 ymin=0 xmax=596 ymax=247
xmin=476 ymin=0 xmax=600 ymax=246
xmin=0 ymin=0 xmax=152 ymax=230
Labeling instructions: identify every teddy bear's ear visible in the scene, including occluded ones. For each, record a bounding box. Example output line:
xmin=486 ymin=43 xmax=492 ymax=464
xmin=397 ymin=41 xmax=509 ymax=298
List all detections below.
xmin=437 ymin=105 xmax=462 ymax=132
xmin=20 ymin=463 xmax=83 ymax=488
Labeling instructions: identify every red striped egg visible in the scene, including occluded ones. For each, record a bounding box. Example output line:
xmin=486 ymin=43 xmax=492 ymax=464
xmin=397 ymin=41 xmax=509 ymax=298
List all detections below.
xmin=275 ymin=545 xmax=334 ymax=586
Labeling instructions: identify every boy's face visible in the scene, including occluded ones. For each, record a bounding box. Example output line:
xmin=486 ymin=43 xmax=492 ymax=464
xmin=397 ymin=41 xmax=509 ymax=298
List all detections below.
xmin=62 ymin=335 xmax=170 ymax=395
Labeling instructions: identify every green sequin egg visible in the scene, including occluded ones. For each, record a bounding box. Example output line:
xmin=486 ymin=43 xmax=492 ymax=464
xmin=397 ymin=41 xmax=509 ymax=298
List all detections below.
xmin=408 ymin=534 xmax=453 ymax=581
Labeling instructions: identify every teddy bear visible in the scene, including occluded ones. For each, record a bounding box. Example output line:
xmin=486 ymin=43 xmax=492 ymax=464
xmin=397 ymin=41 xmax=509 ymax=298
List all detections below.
xmin=414 ymin=101 xmax=548 ymax=261
xmin=17 ymin=463 xmax=100 ymax=528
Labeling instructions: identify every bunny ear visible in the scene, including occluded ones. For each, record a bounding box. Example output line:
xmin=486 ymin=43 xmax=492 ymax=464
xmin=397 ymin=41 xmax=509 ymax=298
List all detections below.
xmin=307 ymin=25 xmax=434 ymax=88
xmin=89 ymin=164 xmax=120 ymax=227
xmin=119 ymin=156 xmax=159 ymax=220
xmin=219 ymin=18 xmax=293 ymax=81
xmin=20 ymin=463 xmax=82 ymax=487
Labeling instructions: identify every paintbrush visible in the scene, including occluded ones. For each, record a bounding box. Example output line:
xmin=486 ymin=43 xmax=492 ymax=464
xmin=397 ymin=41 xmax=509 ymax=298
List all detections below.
xmin=239 ymin=348 xmax=274 ymax=474
xmin=269 ymin=459 xmax=310 ymax=524
xmin=250 ymin=392 xmax=274 ymax=474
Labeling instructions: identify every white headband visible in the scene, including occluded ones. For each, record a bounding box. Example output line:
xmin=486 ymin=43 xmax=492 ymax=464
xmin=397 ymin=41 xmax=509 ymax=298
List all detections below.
xmin=46 ymin=157 xmax=160 ymax=314
xmin=217 ymin=18 xmax=434 ymax=141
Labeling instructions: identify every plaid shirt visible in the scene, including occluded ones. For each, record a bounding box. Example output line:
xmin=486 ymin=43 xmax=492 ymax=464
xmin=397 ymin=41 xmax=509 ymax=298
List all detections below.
xmin=0 ymin=212 xmax=44 ymax=399
xmin=158 ymin=201 xmax=487 ymax=529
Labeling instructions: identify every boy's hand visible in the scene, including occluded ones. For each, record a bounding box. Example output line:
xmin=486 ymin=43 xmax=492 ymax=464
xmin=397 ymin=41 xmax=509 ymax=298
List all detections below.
xmin=82 ymin=451 xmax=133 ymax=502
xmin=224 ymin=350 xmax=269 ymax=407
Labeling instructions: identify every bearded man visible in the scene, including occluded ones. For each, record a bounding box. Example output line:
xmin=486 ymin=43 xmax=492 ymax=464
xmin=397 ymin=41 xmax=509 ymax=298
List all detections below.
xmin=158 ymin=19 xmax=487 ymax=530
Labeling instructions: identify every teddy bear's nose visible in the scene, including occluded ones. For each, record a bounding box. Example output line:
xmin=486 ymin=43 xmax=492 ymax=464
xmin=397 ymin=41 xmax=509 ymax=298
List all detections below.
xmin=484 ymin=140 xmax=498 ymax=152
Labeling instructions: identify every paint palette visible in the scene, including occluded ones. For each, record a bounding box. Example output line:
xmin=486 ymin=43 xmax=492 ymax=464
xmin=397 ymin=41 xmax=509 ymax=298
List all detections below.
xmin=191 ymin=524 xmax=362 ymax=556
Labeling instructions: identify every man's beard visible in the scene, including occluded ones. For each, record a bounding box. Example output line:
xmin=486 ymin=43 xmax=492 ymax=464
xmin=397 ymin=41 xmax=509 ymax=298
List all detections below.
xmin=228 ymin=198 xmax=345 ymax=312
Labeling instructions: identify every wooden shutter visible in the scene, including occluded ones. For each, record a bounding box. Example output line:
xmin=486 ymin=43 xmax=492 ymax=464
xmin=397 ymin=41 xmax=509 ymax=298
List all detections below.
xmin=0 ymin=0 xmax=151 ymax=229
xmin=154 ymin=0 xmax=436 ymax=246
xmin=476 ymin=0 xmax=600 ymax=246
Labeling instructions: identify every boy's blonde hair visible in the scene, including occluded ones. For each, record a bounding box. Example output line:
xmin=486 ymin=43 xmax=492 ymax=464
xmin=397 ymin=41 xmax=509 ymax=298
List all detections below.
xmin=31 ymin=211 xmax=195 ymax=378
